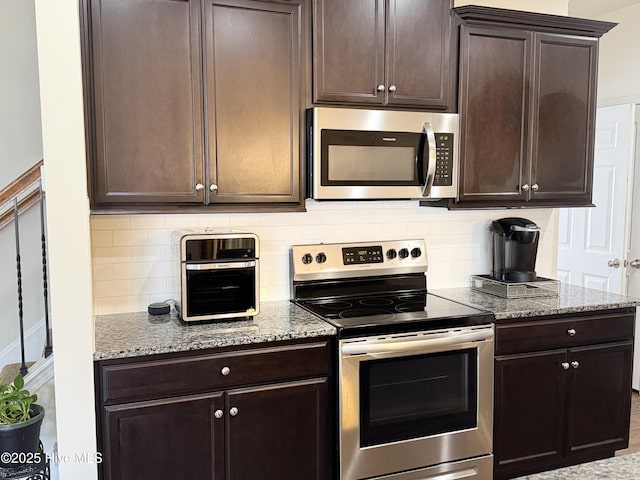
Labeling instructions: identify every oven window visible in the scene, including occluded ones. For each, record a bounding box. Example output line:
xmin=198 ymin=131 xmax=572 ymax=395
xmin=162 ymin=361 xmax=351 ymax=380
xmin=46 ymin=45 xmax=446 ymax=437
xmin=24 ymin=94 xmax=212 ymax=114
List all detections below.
xmin=186 ymin=268 xmax=256 ymax=316
xmin=359 ymin=348 xmax=478 ymax=447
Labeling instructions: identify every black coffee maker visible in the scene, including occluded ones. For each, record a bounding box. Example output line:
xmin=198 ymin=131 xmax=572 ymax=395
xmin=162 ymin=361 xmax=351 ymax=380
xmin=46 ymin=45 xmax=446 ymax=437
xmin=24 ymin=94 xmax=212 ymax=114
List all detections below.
xmin=490 ymin=217 xmax=541 ymax=282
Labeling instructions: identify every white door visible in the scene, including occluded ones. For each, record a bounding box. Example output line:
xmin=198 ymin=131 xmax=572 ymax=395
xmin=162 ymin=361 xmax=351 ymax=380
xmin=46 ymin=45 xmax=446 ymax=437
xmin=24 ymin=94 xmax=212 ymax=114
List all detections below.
xmin=557 ymin=104 xmax=636 ymax=294
xmin=629 ymin=107 xmax=640 ymax=391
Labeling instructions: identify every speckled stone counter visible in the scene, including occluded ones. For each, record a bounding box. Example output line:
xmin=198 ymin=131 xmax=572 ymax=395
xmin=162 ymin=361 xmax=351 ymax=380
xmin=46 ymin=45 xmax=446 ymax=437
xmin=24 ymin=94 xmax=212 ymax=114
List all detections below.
xmin=431 ymin=284 xmax=640 ymax=321
xmin=94 ymin=300 xmax=335 ymax=361
xmin=514 ymin=452 xmax=640 ymax=479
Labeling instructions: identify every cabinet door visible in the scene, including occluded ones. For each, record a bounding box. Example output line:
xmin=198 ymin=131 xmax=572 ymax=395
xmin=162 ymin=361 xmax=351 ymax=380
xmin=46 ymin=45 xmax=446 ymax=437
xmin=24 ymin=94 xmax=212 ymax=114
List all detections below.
xmin=204 ymin=0 xmax=302 ymax=204
xmin=457 ymin=26 xmax=531 ymax=203
xmin=386 ymin=0 xmax=452 ymax=108
xmin=564 ymin=342 xmax=633 ymax=457
xmin=494 ymin=350 xmax=566 ymax=479
xmin=102 ymin=393 xmax=224 ymax=480
xmin=88 ymin=0 xmax=205 ymax=205
xmin=530 ymin=34 xmax=597 ymax=204
xmin=313 ymin=0 xmax=386 ymax=104
xmin=226 ymin=378 xmax=330 ymax=480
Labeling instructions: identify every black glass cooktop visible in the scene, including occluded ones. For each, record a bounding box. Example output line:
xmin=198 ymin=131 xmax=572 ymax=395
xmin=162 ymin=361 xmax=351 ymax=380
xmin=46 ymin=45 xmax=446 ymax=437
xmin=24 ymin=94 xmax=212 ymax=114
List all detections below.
xmin=296 ymin=292 xmax=493 ymax=337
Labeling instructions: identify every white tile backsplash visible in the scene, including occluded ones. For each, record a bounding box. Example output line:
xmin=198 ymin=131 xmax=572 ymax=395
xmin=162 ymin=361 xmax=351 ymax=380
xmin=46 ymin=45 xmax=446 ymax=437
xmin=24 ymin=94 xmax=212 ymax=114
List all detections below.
xmin=90 ymin=200 xmax=558 ymax=314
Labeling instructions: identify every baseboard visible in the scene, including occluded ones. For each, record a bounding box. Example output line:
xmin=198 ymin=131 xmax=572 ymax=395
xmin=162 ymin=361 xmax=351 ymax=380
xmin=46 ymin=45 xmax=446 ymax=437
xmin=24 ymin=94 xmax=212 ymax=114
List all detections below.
xmin=0 ymin=318 xmax=48 ymax=368
xmin=24 ymin=354 xmax=54 ymax=392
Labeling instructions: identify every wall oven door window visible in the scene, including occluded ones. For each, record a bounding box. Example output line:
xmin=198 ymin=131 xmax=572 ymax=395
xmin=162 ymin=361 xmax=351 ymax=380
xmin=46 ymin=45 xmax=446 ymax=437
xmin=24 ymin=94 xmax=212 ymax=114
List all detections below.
xmin=339 ymin=325 xmax=494 ymax=480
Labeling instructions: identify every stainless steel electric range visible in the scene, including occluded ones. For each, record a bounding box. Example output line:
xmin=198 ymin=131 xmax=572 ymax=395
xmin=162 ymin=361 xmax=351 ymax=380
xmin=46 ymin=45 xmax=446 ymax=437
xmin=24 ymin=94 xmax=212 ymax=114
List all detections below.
xmin=291 ymin=240 xmax=494 ymax=480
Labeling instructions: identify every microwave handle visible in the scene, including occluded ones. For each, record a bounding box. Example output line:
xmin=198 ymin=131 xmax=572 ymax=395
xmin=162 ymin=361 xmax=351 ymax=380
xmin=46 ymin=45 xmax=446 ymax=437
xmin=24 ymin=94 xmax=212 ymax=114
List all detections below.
xmin=420 ymin=122 xmax=437 ymax=197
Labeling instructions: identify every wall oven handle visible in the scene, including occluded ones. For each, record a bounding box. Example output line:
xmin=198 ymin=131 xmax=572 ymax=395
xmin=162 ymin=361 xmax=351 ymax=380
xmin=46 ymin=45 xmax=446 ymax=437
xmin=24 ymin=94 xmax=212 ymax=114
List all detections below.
xmin=185 ymin=261 xmax=256 ymax=271
xmin=420 ymin=121 xmax=437 ymax=197
xmin=341 ymin=329 xmax=493 ymax=356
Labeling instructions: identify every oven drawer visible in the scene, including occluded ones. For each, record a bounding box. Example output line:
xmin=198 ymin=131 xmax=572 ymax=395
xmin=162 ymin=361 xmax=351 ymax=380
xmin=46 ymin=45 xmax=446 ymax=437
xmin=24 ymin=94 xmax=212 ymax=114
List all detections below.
xmin=495 ymin=311 xmax=634 ymax=355
xmin=100 ymin=340 xmax=331 ymax=404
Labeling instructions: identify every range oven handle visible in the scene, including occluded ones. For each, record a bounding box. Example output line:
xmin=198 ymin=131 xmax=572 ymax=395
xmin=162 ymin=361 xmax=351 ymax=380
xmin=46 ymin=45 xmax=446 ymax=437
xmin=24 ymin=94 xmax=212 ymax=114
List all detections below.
xmin=420 ymin=121 xmax=437 ymax=197
xmin=185 ymin=261 xmax=256 ymax=271
xmin=341 ymin=329 xmax=493 ymax=356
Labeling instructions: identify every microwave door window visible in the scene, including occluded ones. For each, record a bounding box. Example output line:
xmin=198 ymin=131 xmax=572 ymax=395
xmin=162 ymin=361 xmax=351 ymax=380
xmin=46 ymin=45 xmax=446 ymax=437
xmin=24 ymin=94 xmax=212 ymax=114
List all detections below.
xmin=186 ymin=268 xmax=256 ymax=316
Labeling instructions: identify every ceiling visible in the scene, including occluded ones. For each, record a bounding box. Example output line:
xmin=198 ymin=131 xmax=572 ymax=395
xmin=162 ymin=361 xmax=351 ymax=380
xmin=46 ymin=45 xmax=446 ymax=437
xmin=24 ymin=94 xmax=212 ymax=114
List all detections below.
xmin=569 ymin=0 xmax=640 ymax=17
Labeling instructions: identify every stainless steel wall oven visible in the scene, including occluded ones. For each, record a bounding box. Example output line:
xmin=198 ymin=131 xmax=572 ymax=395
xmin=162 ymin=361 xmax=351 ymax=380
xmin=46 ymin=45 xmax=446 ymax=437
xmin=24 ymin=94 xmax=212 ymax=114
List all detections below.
xmin=291 ymin=240 xmax=494 ymax=480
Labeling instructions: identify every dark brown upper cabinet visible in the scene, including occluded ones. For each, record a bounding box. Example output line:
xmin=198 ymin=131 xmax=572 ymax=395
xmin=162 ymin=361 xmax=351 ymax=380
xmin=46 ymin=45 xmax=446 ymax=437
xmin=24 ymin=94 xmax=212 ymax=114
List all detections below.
xmin=83 ymin=0 xmax=306 ymax=212
xmin=452 ymin=6 xmax=615 ymax=209
xmin=313 ymin=0 xmax=453 ymax=110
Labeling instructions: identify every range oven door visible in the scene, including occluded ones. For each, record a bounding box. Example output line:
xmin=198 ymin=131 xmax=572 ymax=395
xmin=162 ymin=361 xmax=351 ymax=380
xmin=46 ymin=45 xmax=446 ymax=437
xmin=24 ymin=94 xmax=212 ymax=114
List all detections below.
xmin=338 ymin=325 xmax=494 ymax=480
xmin=309 ymin=107 xmax=459 ymax=200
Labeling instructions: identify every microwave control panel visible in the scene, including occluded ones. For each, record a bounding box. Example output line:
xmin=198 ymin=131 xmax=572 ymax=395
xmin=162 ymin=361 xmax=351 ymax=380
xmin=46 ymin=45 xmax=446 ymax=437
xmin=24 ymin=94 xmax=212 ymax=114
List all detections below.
xmin=433 ymin=133 xmax=454 ymax=187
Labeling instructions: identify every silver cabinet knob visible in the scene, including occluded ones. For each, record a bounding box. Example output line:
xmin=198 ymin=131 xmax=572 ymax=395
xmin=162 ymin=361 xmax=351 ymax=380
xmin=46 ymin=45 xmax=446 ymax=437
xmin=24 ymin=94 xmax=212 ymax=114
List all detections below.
xmin=209 ymin=184 xmax=218 ymax=192
xmin=214 ymin=409 xmax=224 ymax=419
xmin=388 ymin=85 xmax=397 ymax=92
xmin=629 ymin=259 xmax=640 ymax=269
xmin=561 ymin=362 xmax=570 ymax=370
xmin=376 ymin=84 xmax=385 ymax=92
xmin=229 ymin=407 xmax=239 ymax=417
xmin=221 ymin=366 xmax=230 ymax=376
xmin=567 ymin=328 xmax=576 ymax=337
xmin=608 ymin=258 xmax=621 ymax=268
xmin=531 ymin=183 xmax=539 ymax=191
xmin=195 ymin=183 xmax=205 ymax=191
xmin=521 ymin=184 xmax=530 ymax=191
xmin=571 ymin=361 xmax=580 ymax=369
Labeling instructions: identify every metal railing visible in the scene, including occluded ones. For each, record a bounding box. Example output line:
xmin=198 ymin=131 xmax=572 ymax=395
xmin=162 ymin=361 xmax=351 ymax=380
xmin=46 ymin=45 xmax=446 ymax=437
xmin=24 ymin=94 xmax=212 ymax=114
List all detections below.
xmin=0 ymin=160 xmax=52 ymax=377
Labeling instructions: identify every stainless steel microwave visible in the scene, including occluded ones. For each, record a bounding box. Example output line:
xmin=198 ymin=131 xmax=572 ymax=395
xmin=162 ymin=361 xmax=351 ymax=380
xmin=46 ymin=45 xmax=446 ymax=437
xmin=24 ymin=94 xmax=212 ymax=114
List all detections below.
xmin=307 ymin=107 xmax=459 ymax=200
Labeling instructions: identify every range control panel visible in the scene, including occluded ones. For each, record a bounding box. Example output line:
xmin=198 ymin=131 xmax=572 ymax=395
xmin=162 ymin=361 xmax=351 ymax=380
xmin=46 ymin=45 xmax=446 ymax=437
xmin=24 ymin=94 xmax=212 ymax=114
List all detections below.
xmin=291 ymin=240 xmax=428 ymax=281
xmin=433 ymin=133 xmax=454 ymax=187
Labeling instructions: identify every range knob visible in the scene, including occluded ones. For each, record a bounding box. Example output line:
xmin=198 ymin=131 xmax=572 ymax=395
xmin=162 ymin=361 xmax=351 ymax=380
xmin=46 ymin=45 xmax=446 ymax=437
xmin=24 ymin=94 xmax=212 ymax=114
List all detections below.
xmin=386 ymin=249 xmax=397 ymax=260
xmin=315 ymin=252 xmax=327 ymax=264
xmin=301 ymin=253 xmax=313 ymax=265
xmin=411 ymin=247 xmax=422 ymax=258
xmin=398 ymin=248 xmax=409 ymax=259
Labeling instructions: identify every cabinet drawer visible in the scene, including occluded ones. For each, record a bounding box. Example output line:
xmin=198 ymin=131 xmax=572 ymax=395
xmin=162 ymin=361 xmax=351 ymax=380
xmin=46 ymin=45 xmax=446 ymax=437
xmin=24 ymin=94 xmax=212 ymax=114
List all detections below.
xmin=100 ymin=340 xmax=331 ymax=404
xmin=495 ymin=312 xmax=634 ymax=355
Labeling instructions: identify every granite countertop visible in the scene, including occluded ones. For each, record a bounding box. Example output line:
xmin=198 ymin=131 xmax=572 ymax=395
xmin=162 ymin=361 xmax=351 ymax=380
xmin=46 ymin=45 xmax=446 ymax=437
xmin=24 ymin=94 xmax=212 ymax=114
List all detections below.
xmin=514 ymin=452 xmax=640 ymax=479
xmin=431 ymin=284 xmax=640 ymax=321
xmin=94 ymin=300 xmax=335 ymax=361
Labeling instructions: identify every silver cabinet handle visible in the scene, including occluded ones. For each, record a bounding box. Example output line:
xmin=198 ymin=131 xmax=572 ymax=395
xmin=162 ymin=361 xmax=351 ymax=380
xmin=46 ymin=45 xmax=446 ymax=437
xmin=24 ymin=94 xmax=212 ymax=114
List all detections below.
xmin=567 ymin=328 xmax=576 ymax=337
xmin=229 ymin=407 xmax=239 ymax=417
xmin=388 ymin=85 xmax=397 ymax=92
xmin=531 ymin=183 xmax=539 ymax=191
xmin=221 ymin=366 xmax=230 ymax=376
xmin=195 ymin=183 xmax=205 ymax=191
xmin=571 ymin=361 xmax=580 ymax=369
xmin=521 ymin=184 xmax=530 ymax=191
xmin=376 ymin=84 xmax=385 ymax=92
xmin=210 ymin=184 xmax=218 ymax=192
xmin=562 ymin=362 xmax=570 ymax=370
xmin=629 ymin=259 xmax=640 ymax=269
xmin=214 ymin=409 xmax=224 ymax=419
xmin=608 ymin=258 xmax=621 ymax=268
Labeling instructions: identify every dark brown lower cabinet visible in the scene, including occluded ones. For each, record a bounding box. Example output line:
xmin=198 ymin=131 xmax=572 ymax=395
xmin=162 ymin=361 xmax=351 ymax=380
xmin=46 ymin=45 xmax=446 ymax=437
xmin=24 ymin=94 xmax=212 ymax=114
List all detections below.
xmin=493 ymin=310 xmax=634 ymax=480
xmin=96 ymin=339 xmax=333 ymax=480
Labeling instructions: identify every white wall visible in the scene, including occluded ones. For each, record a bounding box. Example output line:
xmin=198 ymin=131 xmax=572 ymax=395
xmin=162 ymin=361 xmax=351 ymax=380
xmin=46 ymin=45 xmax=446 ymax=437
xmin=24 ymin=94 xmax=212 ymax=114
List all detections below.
xmin=576 ymin=3 xmax=640 ymax=105
xmin=91 ymin=204 xmax=557 ymax=314
xmin=0 ymin=0 xmax=43 ymax=186
xmin=455 ymin=0 xmax=569 ymax=15
xmin=34 ymin=0 xmax=97 ymax=479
